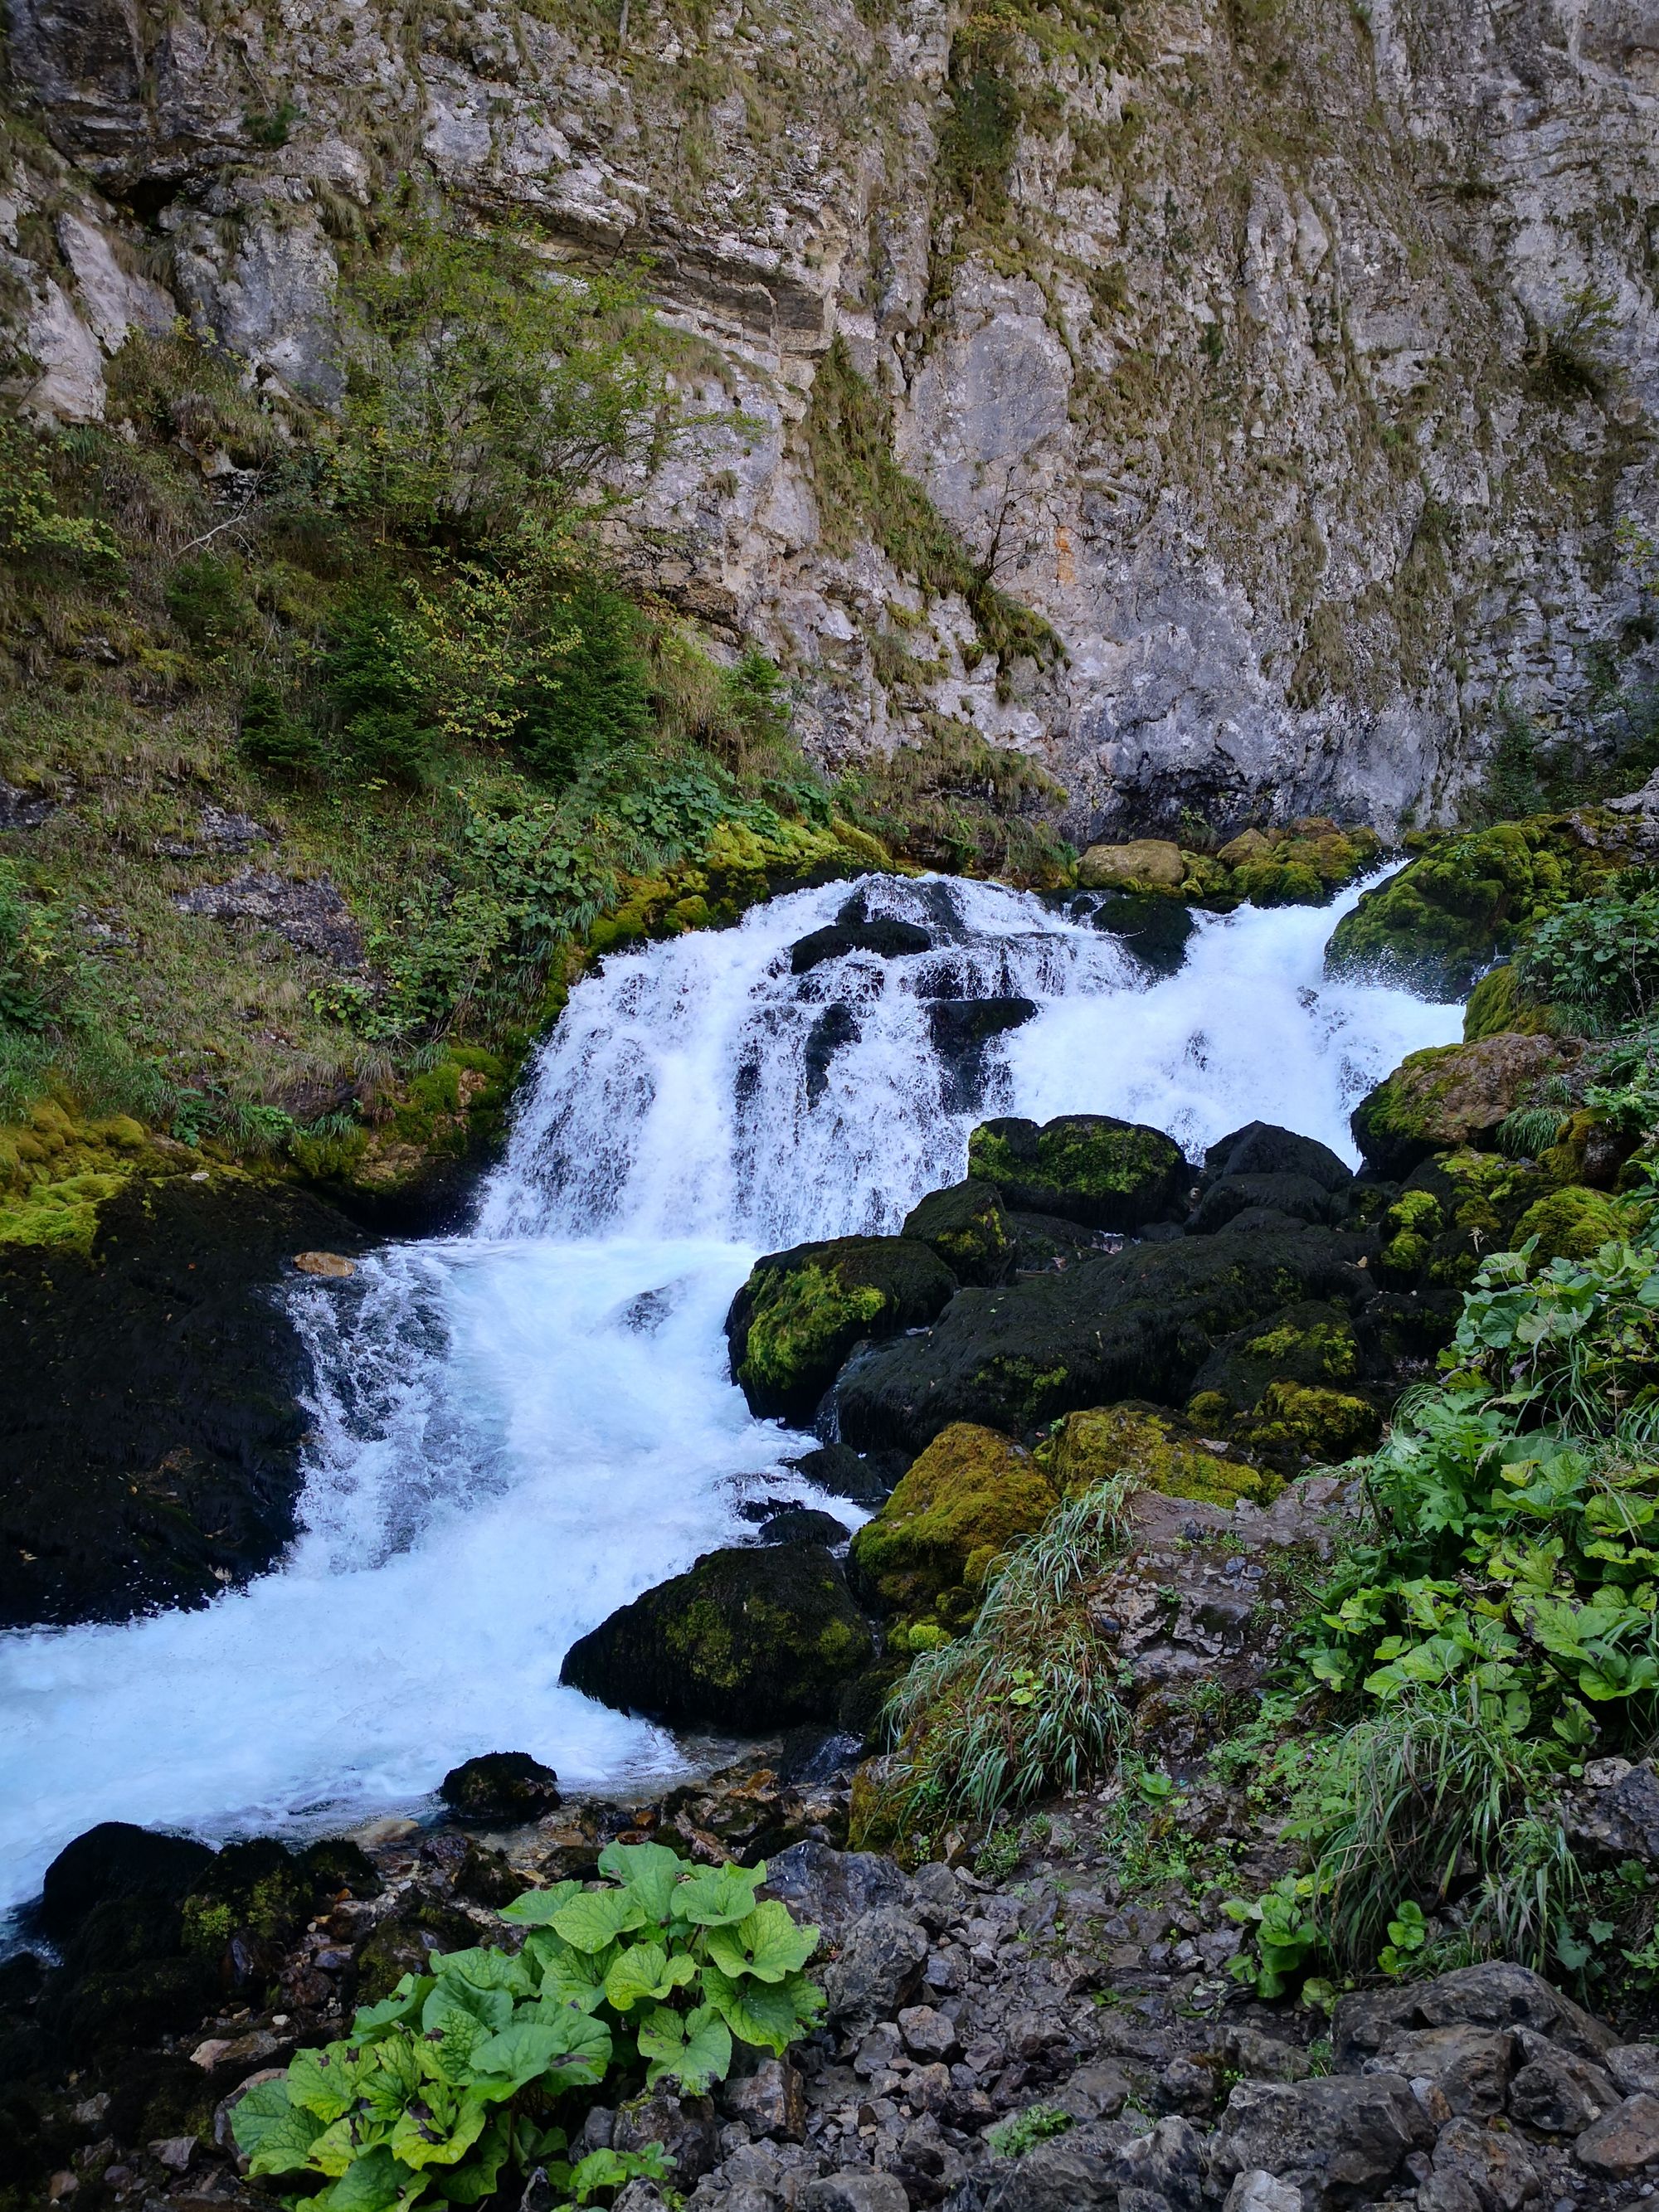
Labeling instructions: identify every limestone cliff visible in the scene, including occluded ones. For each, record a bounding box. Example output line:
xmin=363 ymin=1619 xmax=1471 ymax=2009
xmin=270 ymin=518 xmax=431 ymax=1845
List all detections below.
xmin=3 ymin=0 xmax=1657 ymax=835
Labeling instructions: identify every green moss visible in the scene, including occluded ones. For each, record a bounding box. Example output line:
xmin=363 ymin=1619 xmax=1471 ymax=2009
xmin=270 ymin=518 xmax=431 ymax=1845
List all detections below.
xmin=1325 ymin=816 xmax=1623 ymax=998
xmin=901 ymin=1178 xmax=1014 ymax=1286
xmin=730 ymin=1232 xmax=958 ymax=1421
xmin=1462 ymin=963 xmax=1559 ymax=1043
xmin=966 ymin=1113 xmax=1184 ymax=1228
xmin=1037 ymin=1404 xmax=1277 ymax=1508
xmin=0 ymin=1097 xmax=170 ymax=1252
xmin=742 ymin=1263 xmax=887 ymax=1399
xmin=1239 ymin=1381 xmax=1379 ymax=1461
xmin=1219 ymin=819 xmax=1380 ymax=909
xmin=848 ymin=1421 xmax=1058 ymax=1624
xmin=1513 ymin=1184 xmax=1633 ymax=1262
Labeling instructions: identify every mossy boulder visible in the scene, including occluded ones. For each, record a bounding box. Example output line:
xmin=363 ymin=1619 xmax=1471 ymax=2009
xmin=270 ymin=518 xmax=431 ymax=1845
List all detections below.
xmin=0 ymin=1097 xmax=158 ymax=1256
xmin=1377 ymin=1148 xmax=1559 ymax=1291
xmin=1187 ymin=1300 xmax=1365 ymax=1411
xmin=1236 ymin=1381 xmax=1379 ymax=1463
xmin=1077 ymin=838 xmax=1188 ymax=892
xmin=1350 ymin=1032 xmax=1567 ymax=1175
xmin=559 ymin=1544 xmax=872 ymax=1728
xmin=726 ymin=1235 xmax=957 ymax=1422
xmin=1215 ymin=819 xmax=1381 ymax=907
xmin=1036 ymin=1404 xmax=1276 ymax=1508
xmin=1462 ymin=964 xmax=1562 ymax=1043
xmin=834 ymin=1226 xmax=1372 ymax=1452
xmin=1082 ymin=888 xmax=1198 ymax=977
xmin=1513 ymin=1184 xmax=1635 ymax=1262
xmin=966 ymin=1113 xmax=1185 ymax=1231
xmin=439 ymin=1752 xmax=562 ymax=1821
xmin=900 ymin=1179 xmax=1015 ymax=1285
xmin=1324 ymin=816 xmax=1621 ymax=998
xmin=847 ymin=1422 xmax=1058 ymax=1627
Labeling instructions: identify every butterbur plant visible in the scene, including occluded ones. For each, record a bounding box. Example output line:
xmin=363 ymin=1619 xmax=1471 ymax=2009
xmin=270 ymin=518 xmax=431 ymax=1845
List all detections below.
xmin=231 ymin=1841 xmax=822 ymax=2210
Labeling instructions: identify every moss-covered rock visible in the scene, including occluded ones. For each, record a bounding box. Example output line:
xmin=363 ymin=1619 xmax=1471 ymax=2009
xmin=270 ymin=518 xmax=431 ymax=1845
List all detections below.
xmin=1513 ymin=1184 xmax=1635 ymax=1262
xmin=1216 ymin=818 xmax=1381 ymax=907
xmin=900 ymin=1179 xmax=1015 ymax=1285
xmin=1037 ymin=1403 xmax=1276 ymax=1507
xmin=439 ymin=1751 xmax=563 ymax=1821
xmin=1187 ymin=1300 xmax=1363 ymax=1408
xmin=1378 ymin=1148 xmax=1560 ymax=1292
xmin=1462 ymin=964 xmax=1561 ymax=1043
xmin=1350 ymin=1032 xmax=1567 ymax=1175
xmin=1077 ymin=838 xmax=1187 ymax=891
xmin=1082 ymin=888 xmax=1198 ymax=977
xmin=726 ymin=1234 xmax=957 ymax=1422
xmin=966 ymin=1112 xmax=1185 ymax=1231
xmin=834 ymin=1225 xmax=1371 ymax=1452
xmin=1236 ymin=1380 xmax=1379 ymax=1462
xmin=1324 ymin=815 xmax=1623 ymax=998
xmin=0 ymin=1098 xmax=158 ymax=1255
xmin=847 ymin=1422 xmax=1058 ymax=1627
xmin=559 ymin=1544 xmax=872 ymax=1728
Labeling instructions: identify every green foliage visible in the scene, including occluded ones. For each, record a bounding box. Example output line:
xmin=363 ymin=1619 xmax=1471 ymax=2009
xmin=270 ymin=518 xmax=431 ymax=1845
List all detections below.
xmin=1520 ymin=880 xmax=1659 ymax=1033
xmin=1224 ymin=1873 xmax=1327 ymax=1999
xmin=0 ymin=413 xmax=121 ymax=577
xmin=233 ymin=1843 xmax=822 ymax=2210
xmin=864 ymin=1480 xmax=1132 ymax=1845
xmin=985 ymin=2104 xmax=1074 ymax=2159
xmin=319 ymin=581 xmax=445 ymax=788
xmin=940 ymin=61 xmax=1020 ymax=215
xmin=0 ymin=860 xmax=52 ymax=1033
xmin=166 ymin=552 xmax=254 ymax=652
xmin=240 ymin=678 xmax=324 ymax=779
xmin=1378 ymin=1898 xmax=1430 ymax=1976
xmin=331 ymin=215 xmax=674 ymax=543
xmin=512 ymin=586 xmax=652 ymax=785
xmin=1531 ymin=284 xmax=1620 ymax=406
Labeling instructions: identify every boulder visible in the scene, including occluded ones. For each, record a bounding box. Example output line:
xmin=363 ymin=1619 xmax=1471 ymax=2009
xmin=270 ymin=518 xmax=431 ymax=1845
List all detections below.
xmin=1377 ymin=1150 xmax=1559 ymax=1293
xmin=1037 ymin=1404 xmax=1273 ymax=1509
xmin=804 ymin=1002 xmax=859 ymax=1105
xmin=1087 ymin=889 xmax=1197 ymax=977
xmin=927 ymin=994 xmax=1038 ymax=1059
xmin=847 ymin=1422 xmax=1058 ymax=1625
xmin=805 ymin=2176 xmax=910 ymax=2212
xmin=834 ymin=1228 xmax=1371 ymax=1453
xmin=1507 ymin=2044 xmax=1616 ymax=2133
xmin=1211 ymin=2073 xmax=1434 ymax=2208
xmin=1077 ymin=839 xmax=1189 ymax=892
xmin=718 ymin=2055 xmax=806 ymax=2141
xmin=755 ymin=1505 xmax=851 ymax=1547
xmin=1426 ymin=2116 xmax=1541 ymax=2212
xmin=785 ymin=1442 xmax=903 ymax=1507
xmin=726 ymin=1235 xmax=958 ymax=1422
xmin=761 ymin=1840 xmax=912 ymax=1940
xmin=790 ymin=918 xmax=932 ymax=974
xmin=1204 ymin=1122 xmax=1354 ymax=1192
xmin=902 ymin=1179 xmax=1017 ymax=1286
xmin=1351 ymin=1033 xmax=1567 ymax=1174
xmin=967 ymin=1114 xmax=1185 ymax=1231
xmin=1608 ymin=2046 xmax=1659 ymax=2098
xmin=1333 ymin=1962 xmax=1616 ymax=2069
xmin=559 ymin=1544 xmax=871 ymax=1728
xmin=1191 ymin=1173 xmax=1345 ymax=1234
xmin=613 ymin=2090 xmax=718 ymax=2180
xmin=1360 ymin=2025 xmax=1515 ymax=2117
xmin=1215 ymin=819 xmax=1380 ymax=907
xmin=821 ymin=1904 xmax=929 ymax=2033
xmin=1323 ymin=817 xmax=1613 ymax=999
xmin=1512 ymin=1184 xmax=1632 ymax=1262
xmin=39 ymin=1823 xmax=216 ymax=1937
xmin=437 ymin=1751 xmax=562 ymax=1821
xmin=984 ymin=2119 xmax=1130 ymax=2211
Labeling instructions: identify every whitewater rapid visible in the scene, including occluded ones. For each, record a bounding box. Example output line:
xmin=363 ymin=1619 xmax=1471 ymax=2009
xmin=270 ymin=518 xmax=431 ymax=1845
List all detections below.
xmin=0 ymin=873 xmax=1461 ymax=1908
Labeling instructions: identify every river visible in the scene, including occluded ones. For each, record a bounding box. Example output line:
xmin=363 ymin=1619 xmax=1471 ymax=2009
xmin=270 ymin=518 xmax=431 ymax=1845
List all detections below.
xmin=0 ymin=871 xmax=1461 ymax=1909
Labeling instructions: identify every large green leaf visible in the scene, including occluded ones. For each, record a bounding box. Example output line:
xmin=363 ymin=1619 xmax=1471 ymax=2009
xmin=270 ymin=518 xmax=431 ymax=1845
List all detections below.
xmin=231 ymin=2076 xmax=324 ymax=2176
xmin=469 ymin=2016 xmax=610 ymax=2097
xmin=603 ymin=1939 xmax=698 ymax=2013
xmin=595 ymin=1840 xmax=686 ymax=1922
xmin=552 ymin=1886 xmax=649 ymax=1953
xmin=351 ymin=1975 xmax=436 ymax=2046
xmin=287 ymin=2042 xmax=367 ymax=2125
xmin=637 ymin=2001 xmax=732 ymax=2094
xmin=700 ymin=1961 xmax=824 ymax=2054
xmin=309 ymin=2145 xmax=426 ymax=2212
xmin=389 ymin=2088 xmax=490 ymax=2171
xmin=703 ymin=1901 xmax=818 ymax=1983
xmin=422 ymin=1978 xmax=513 ymax=2081
xmin=674 ymin=1862 xmax=766 ymax=1928
xmin=526 ymin=1930 xmax=611 ymax=2014
xmin=499 ymin=1881 xmax=582 ymax=1927
xmin=429 ymin=1947 xmax=536 ymax=1999
xmin=431 ymin=2112 xmax=511 ymax=2205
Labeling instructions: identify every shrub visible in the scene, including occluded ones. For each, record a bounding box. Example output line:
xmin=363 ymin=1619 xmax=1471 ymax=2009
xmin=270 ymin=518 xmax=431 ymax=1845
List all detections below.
xmin=1520 ymin=881 xmax=1659 ymax=1033
xmin=0 ymin=411 xmax=121 ymax=576
xmin=231 ymin=1842 xmax=822 ymax=2211
xmin=240 ymin=678 xmax=324 ymax=779
xmin=165 ymin=552 xmax=254 ymax=651
xmin=513 ymin=586 xmax=653 ymax=784
xmin=320 ymin=584 xmax=444 ymax=786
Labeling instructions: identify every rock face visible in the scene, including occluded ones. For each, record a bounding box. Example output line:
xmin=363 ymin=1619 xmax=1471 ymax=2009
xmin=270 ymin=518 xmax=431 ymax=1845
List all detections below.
xmin=558 ymin=1544 xmax=873 ymax=1727
xmin=3 ymin=0 xmax=1656 ymax=828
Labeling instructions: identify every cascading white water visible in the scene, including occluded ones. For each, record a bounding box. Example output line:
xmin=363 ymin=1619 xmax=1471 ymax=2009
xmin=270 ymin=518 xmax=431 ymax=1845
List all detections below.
xmin=0 ymin=871 xmax=1462 ymax=1908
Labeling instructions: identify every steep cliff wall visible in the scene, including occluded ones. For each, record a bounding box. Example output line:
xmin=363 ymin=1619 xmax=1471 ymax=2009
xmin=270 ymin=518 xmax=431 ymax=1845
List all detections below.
xmin=4 ymin=0 xmax=1657 ymax=836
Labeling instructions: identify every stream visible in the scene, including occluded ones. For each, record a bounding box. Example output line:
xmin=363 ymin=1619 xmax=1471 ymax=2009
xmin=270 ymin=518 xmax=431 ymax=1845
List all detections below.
xmin=0 ymin=871 xmax=1462 ymax=1911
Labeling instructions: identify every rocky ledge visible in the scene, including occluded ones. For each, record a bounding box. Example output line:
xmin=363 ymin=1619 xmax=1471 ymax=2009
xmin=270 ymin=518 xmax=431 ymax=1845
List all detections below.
xmin=12 ymin=1786 xmax=1659 ymax=2212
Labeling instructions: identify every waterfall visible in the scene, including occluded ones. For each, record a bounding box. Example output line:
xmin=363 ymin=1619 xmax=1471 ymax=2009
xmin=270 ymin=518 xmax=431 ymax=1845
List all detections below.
xmin=0 ymin=872 xmax=1461 ymax=1907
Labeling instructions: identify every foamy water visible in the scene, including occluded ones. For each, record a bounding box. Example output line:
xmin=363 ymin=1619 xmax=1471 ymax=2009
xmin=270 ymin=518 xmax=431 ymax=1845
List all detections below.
xmin=0 ymin=870 xmax=1460 ymax=1908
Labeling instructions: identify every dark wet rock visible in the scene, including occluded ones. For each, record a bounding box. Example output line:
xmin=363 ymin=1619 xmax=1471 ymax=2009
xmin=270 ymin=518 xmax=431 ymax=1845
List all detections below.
xmin=0 ymin=1172 xmax=368 ymax=1630
xmin=756 ymin=1505 xmax=852 ymax=1546
xmin=0 ymin=777 xmax=56 ymax=829
xmin=1008 ymin=1207 xmax=1102 ymax=1267
xmin=902 ymin=1178 xmax=1017 ymax=1286
xmin=805 ymin=1003 xmax=859 ymax=1106
xmin=726 ymin=1235 xmax=957 ymax=1422
xmin=615 ymin=2089 xmax=718 ymax=2180
xmin=1088 ymin=889 xmax=1198 ymax=977
xmin=790 ymin=918 xmax=932 ymax=975
xmin=1565 ymin=1756 xmax=1659 ymax=1865
xmin=785 ymin=1441 xmax=903 ymax=1507
xmin=967 ymin=1113 xmax=1185 ymax=1232
xmin=1202 ymin=1122 xmax=1353 ymax=1193
xmin=39 ymin=1823 xmax=215 ymax=1939
xmin=822 ymin=1905 xmax=930 ymax=2033
xmin=927 ymin=997 xmax=1038 ymax=1107
xmin=174 ymin=867 xmax=365 ymax=967
xmin=438 ymin=1751 xmax=562 ymax=1821
xmin=353 ymin=1898 xmax=479 ymax=2001
xmin=1191 ymin=1172 xmax=1346 ymax=1233
xmin=560 ymin=1544 xmax=872 ymax=1728
xmin=418 ymin=1829 xmax=522 ymax=1908
xmin=834 ymin=1228 xmax=1372 ymax=1453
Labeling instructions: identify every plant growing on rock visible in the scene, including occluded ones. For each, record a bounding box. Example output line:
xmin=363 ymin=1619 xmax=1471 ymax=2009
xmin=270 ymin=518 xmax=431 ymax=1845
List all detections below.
xmin=231 ymin=1841 xmax=822 ymax=2210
